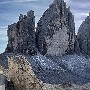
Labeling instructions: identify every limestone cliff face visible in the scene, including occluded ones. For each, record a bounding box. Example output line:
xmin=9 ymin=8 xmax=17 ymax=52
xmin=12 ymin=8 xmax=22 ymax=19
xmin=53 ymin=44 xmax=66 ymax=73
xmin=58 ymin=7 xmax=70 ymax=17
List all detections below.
xmin=5 ymin=0 xmax=75 ymax=56
xmin=36 ymin=0 xmax=75 ymax=56
xmin=77 ymin=14 xmax=90 ymax=55
xmin=5 ymin=10 xmax=36 ymax=55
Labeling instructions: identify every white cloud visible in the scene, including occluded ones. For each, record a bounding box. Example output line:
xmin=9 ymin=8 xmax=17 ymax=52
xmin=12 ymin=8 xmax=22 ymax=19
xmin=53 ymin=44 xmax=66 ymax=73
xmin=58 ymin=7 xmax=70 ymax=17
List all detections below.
xmin=0 ymin=26 xmax=8 ymax=29
xmin=0 ymin=0 xmax=37 ymax=4
xmin=74 ymin=13 xmax=89 ymax=17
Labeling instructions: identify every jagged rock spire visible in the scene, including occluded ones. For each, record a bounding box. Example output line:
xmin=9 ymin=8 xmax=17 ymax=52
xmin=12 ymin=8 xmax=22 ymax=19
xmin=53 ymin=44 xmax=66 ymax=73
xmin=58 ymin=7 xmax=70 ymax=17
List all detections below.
xmin=5 ymin=10 xmax=36 ymax=55
xmin=5 ymin=0 xmax=75 ymax=56
xmin=27 ymin=10 xmax=34 ymax=17
xmin=36 ymin=0 xmax=75 ymax=56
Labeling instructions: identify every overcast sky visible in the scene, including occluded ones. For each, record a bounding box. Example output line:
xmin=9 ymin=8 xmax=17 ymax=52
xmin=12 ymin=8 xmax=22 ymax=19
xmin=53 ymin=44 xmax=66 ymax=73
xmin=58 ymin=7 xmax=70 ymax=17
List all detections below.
xmin=0 ymin=0 xmax=90 ymax=53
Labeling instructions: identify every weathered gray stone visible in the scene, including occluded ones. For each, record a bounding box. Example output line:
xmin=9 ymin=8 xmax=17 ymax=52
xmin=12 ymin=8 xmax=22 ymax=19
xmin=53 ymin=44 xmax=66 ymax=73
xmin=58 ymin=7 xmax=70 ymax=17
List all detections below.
xmin=77 ymin=13 xmax=90 ymax=55
xmin=5 ymin=10 xmax=37 ymax=55
xmin=74 ymin=35 xmax=80 ymax=55
xmin=36 ymin=0 xmax=75 ymax=56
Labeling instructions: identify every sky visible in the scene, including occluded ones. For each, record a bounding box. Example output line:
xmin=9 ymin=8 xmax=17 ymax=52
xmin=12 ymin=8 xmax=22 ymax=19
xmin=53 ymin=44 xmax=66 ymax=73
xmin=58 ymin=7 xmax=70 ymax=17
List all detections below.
xmin=0 ymin=0 xmax=90 ymax=53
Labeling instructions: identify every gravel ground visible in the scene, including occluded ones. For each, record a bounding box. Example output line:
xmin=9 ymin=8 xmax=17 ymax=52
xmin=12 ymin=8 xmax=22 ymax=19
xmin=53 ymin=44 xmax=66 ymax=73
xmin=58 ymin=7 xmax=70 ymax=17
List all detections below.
xmin=25 ymin=54 xmax=90 ymax=85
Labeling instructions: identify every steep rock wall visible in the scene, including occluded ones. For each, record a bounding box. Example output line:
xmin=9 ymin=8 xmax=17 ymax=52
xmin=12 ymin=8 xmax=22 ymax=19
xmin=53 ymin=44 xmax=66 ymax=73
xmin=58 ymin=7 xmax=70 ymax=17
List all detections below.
xmin=36 ymin=0 xmax=75 ymax=56
xmin=77 ymin=13 xmax=90 ymax=55
xmin=5 ymin=10 xmax=36 ymax=55
xmin=5 ymin=0 xmax=76 ymax=56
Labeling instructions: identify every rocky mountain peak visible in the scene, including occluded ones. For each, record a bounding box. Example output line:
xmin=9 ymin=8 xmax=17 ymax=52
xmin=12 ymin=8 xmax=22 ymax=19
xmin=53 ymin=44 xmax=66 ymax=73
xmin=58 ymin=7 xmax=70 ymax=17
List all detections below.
xmin=36 ymin=0 xmax=75 ymax=56
xmin=54 ymin=0 xmax=63 ymax=4
xmin=5 ymin=10 xmax=36 ymax=55
xmin=5 ymin=0 xmax=75 ymax=56
xmin=27 ymin=10 xmax=34 ymax=17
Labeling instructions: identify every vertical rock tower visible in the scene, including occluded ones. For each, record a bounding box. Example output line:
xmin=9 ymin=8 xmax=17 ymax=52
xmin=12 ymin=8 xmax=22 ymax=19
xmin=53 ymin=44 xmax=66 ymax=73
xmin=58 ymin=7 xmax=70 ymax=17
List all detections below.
xmin=36 ymin=0 xmax=75 ymax=56
xmin=77 ymin=13 xmax=90 ymax=55
xmin=5 ymin=10 xmax=36 ymax=55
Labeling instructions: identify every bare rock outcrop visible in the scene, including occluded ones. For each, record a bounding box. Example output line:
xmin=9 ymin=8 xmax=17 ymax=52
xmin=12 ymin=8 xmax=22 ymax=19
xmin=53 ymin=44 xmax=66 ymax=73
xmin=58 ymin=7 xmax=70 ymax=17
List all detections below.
xmin=77 ymin=13 xmax=90 ymax=55
xmin=36 ymin=0 xmax=75 ymax=56
xmin=5 ymin=10 xmax=36 ymax=55
xmin=5 ymin=0 xmax=76 ymax=56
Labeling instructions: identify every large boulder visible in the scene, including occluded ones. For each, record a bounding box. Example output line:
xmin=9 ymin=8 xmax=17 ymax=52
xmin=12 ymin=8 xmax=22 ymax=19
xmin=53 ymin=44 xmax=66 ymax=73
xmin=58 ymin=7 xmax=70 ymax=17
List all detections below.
xmin=5 ymin=10 xmax=37 ymax=55
xmin=77 ymin=13 xmax=90 ymax=55
xmin=36 ymin=0 xmax=75 ymax=56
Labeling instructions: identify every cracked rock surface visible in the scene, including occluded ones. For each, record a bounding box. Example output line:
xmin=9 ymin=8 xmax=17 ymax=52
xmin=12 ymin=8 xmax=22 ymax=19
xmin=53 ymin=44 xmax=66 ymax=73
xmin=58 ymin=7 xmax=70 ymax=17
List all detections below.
xmin=36 ymin=0 xmax=75 ymax=56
